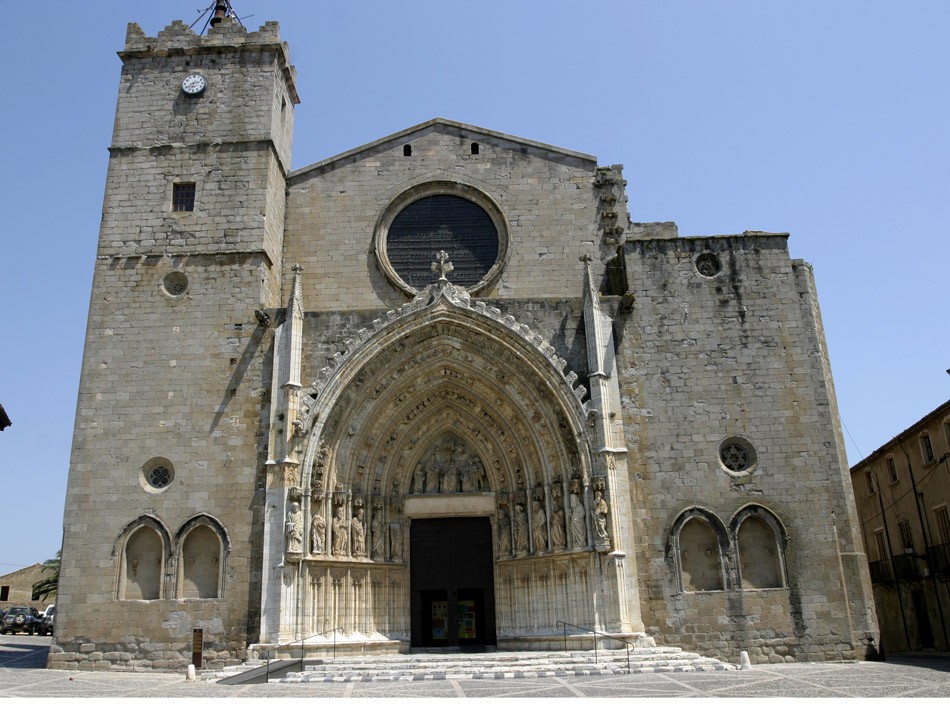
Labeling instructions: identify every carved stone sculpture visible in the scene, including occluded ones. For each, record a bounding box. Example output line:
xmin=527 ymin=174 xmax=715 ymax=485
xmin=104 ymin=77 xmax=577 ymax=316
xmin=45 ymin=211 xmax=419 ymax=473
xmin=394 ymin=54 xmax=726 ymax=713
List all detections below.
xmin=371 ymin=509 xmax=385 ymax=559
xmin=593 ymin=491 xmax=609 ymax=539
xmin=532 ymin=500 xmax=548 ymax=552
xmin=285 ymin=501 xmax=303 ymax=554
xmin=442 ymin=464 xmax=459 ymax=493
xmin=550 ymin=504 xmax=566 ymax=549
xmin=425 ymin=460 xmax=439 ymax=493
xmin=310 ymin=512 xmax=326 ymax=554
xmin=351 ymin=508 xmax=366 ymax=557
xmin=570 ymin=492 xmax=586 ymax=548
xmin=390 ymin=523 xmax=403 ymax=560
xmin=331 ymin=507 xmax=349 ymax=556
xmin=513 ymin=503 xmax=529 ymax=555
xmin=497 ymin=507 xmax=511 ymax=556
xmin=412 ymin=464 xmax=425 ymax=494
xmin=459 ymin=461 xmax=473 ymax=492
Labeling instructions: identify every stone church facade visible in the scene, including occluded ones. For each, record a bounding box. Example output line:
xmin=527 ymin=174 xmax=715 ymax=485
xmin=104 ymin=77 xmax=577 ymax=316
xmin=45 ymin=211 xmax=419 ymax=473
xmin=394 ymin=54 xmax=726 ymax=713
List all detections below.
xmin=53 ymin=16 xmax=877 ymax=671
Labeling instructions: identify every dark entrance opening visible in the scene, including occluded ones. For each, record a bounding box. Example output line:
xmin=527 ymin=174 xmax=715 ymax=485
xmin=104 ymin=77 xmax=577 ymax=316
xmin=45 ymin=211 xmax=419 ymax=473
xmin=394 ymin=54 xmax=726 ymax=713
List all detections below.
xmin=410 ymin=517 xmax=496 ymax=648
xmin=911 ymin=588 xmax=935 ymax=648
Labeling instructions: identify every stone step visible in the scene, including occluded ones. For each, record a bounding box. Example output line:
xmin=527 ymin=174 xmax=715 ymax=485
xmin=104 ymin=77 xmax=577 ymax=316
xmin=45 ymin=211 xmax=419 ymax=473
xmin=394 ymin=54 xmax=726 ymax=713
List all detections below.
xmin=271 ymin=648 xmax=733 ymax=683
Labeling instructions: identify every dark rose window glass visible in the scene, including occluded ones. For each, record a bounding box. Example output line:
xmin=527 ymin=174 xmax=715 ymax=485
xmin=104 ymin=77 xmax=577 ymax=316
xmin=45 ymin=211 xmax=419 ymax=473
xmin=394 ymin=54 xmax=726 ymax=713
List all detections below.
xmin=387 ymin=195 xmax=499 ymax=289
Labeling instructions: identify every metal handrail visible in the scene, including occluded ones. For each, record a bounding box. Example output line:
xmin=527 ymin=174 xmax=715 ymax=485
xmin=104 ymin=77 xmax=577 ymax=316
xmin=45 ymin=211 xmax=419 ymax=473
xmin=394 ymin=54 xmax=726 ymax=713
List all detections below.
xmin=555 ymin=620 xmax=632 ymax=674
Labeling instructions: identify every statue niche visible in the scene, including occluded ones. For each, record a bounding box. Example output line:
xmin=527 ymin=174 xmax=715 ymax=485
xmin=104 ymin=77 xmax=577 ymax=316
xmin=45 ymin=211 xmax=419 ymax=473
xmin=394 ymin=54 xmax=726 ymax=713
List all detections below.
xmin=409 ymin=436 xmax=487 ymax=495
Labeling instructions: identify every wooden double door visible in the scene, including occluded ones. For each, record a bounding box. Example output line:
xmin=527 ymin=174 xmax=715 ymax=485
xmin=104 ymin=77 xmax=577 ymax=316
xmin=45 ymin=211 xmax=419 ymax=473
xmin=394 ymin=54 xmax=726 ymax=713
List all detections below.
xmin=410 ymin=517 xmax=496 ymax=648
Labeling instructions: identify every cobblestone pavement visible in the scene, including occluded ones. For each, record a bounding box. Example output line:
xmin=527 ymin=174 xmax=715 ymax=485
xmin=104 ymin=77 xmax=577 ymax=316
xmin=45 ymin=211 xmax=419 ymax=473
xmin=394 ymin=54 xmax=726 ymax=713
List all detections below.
xmin=2 ymin=634 xmax=949 ymax=698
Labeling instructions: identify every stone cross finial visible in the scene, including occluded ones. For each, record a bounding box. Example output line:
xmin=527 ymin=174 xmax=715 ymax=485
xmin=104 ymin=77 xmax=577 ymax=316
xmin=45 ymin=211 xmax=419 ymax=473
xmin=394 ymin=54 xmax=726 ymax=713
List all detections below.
xmin=579 ymin=254 xmax=593 ymax=265
xmin=292 ymin=263 xmax=303 ymax=274
xmin=431 ymin=251 xmax=454 ymax=281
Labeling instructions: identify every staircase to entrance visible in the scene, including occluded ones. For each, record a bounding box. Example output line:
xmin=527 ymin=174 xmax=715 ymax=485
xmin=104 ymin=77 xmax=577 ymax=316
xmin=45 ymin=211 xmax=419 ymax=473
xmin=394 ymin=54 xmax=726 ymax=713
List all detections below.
xmin=212 ymin=647 xmax=735 ymax=684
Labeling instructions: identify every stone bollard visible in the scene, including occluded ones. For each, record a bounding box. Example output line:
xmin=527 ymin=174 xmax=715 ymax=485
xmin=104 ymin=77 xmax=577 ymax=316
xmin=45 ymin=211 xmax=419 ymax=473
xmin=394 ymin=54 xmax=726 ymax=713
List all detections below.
xmin=739 ymin=651 xmax=752 ymax=670
xmin=186 ymin=664 xmax=196 ymax=681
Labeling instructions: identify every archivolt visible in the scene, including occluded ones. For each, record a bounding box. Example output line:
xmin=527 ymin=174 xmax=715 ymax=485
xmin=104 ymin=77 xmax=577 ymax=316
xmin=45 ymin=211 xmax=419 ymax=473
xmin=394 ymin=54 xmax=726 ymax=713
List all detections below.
xmin=301 ymin=286 xmax=593 ymax=498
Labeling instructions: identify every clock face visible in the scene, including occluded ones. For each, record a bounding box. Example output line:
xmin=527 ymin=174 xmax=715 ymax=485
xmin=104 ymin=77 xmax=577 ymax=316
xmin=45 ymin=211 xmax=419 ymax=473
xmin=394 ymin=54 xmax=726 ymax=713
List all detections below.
xmin=181 ymin=74 xmax=207 ymax=96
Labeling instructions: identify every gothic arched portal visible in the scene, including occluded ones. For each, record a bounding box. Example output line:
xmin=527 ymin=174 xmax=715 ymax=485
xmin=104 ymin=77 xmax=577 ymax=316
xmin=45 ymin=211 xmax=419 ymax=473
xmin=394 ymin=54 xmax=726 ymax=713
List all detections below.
xmin=267 ymin=281 xmax=633 ymax=646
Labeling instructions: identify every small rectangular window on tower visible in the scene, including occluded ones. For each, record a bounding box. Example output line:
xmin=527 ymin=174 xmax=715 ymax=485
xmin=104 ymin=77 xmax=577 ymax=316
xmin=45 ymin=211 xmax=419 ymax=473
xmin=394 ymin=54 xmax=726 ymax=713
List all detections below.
xmin=935 ymin=505 xmax=950 ymax=545
xmin=172 ymin=182 xmax=196 ymax=212
xmin=899 ymin=520 xmax=915 ymax=552
xmin=887 ymin=457 xmax=899 ymax=484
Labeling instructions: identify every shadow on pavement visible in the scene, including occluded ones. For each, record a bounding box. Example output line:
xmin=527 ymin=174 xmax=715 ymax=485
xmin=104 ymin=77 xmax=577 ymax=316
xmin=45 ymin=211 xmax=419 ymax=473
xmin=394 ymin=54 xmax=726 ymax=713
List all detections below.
xmin=0 ymin=635 xmax=51 ymax=669
xmin=881 ymin=653 xmax=950 ymax=672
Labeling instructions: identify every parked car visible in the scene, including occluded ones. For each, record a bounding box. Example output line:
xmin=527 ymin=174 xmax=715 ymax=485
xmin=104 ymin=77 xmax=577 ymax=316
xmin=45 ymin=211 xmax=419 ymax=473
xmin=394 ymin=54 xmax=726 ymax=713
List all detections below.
xmin=0 ymin=606 xmax=43 ymax=635
xmin=38 ymin=606 xmax=55 ymax=636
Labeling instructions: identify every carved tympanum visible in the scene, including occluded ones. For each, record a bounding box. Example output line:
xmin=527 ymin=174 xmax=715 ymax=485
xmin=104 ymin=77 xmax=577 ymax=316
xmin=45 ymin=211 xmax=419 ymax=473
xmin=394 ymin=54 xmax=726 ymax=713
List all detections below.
xmin=410 ymin=436 xmax=487 ymax=494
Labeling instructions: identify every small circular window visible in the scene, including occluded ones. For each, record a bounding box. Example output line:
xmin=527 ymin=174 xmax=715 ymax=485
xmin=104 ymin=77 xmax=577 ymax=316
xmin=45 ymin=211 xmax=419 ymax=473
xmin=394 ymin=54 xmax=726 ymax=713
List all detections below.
xmin=163 ymin=271 xmax=188 ymax=296
xmin=141 ymin=457 xmax=175 ymax=491
xmin=695 ymin=253 xmax=722 ymax=278
xmin=376 ymin=183 xmax=509 ymax=296
xmin=719 ymin=437 xmax=756 ymax=474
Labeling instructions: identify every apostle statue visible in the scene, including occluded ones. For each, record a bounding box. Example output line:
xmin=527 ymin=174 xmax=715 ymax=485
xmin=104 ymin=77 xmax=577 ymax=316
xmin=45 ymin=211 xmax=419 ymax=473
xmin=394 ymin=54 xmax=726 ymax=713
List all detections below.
xmin=331 ymin=507 xmax=349 ymax=556
xmin=285 ymin=501 xmax=303 ymax=554
xmin=532 ymin=500 xmax=548 ymax=552
xmin=570 ymin=492 xmax=587 ymax=548
xmin=352 ymin=508 xmax=367 ymax=557
xmin=310 ymin=511 xmax=326 ymax=554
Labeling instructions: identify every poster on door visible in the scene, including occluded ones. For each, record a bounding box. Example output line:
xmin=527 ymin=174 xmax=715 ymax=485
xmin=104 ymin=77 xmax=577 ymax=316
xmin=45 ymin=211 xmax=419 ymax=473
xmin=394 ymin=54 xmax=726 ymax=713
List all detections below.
xmin=431 ymin=601 xmax=448 ymax=640
xmin=458 ymin=599 xmax=476 ymax=639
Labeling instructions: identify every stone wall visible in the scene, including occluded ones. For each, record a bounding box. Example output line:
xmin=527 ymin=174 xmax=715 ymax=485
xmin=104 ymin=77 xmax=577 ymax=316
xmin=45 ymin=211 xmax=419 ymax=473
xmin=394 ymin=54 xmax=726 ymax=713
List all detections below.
xmin=618 ymin=228 xmax=877 ymax=661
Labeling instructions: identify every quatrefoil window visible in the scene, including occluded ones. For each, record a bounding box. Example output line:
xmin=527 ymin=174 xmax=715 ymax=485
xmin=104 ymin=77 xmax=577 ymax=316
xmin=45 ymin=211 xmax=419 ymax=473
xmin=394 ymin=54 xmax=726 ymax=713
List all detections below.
xmin=141 ymin=457 xmax=175 ymax=491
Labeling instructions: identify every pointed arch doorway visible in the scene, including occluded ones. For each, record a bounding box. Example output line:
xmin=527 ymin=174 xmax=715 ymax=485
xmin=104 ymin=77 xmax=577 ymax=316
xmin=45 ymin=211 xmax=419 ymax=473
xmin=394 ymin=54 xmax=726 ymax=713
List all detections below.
xmin=410 ymin=516 xmax=496 ymax=648
xmin=283 ymin=288 xmax=631 ymax=650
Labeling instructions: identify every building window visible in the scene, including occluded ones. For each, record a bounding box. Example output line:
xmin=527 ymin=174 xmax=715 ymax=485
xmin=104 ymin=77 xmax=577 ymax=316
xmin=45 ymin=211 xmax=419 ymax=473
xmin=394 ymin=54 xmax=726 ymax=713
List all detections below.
xmin=874 ymin=529 xmax=888 ymax=561
xmin=719 ymin=436 xmax=757 ymax=474
xmin=0 ymin=586 xmax=8 ymax=601
xmin=386 ymin=194 xmax=500 ymax=289
xmin=162 ymin=271 xmax=188 ymax=297
xmin=403 ymin=144 xmax=412 ymax=157
xmin=695 ymin=252 xmax=722 ymax=278
xmin=921 ymin=433 xmax=935 ymax=463
xmin=898 ymin=520 xmax=915 ymax=553
xmin=865 ymin=471 xmax=876 ymax=495
xmin=934 ymin=505 xmax=950 ymax=545
xmin=887 ymin=457 xmax=899 ymax=484
xmin=471 ymin=142 xmax=479 ymax=155
xmin=141 ymin=457 xmax=175 ymax=492
xmin=172 ymin=182 xmax=196 ymax=212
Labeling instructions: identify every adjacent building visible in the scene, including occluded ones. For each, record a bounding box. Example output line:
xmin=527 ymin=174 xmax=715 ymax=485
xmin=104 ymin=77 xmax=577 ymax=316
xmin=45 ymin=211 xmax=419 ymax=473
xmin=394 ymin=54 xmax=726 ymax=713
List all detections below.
xmin=52 ymin=15 xmax=877 ymax=671
xmin=0 ymin=564 xmax=51 ymax=609
xmin=850 ymin=399 xmax=950 ymax=653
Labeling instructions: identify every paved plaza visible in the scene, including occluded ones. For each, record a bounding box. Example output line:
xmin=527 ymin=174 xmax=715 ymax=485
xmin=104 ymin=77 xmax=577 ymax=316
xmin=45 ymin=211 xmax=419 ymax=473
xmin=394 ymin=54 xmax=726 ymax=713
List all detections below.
xmin=1 ymin=634 xmax=949 ymax=698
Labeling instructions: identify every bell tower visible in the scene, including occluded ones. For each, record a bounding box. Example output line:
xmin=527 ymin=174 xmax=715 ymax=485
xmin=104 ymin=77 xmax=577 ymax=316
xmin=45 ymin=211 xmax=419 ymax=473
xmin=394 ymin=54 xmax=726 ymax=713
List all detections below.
xmin=55 ymin=17 xmax=299 ymax=667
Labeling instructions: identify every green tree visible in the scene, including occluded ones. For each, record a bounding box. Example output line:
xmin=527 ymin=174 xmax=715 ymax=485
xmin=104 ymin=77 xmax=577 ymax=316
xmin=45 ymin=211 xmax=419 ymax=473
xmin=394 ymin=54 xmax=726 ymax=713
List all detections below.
xmin=31 ymin=550 xmax=60 ymax=602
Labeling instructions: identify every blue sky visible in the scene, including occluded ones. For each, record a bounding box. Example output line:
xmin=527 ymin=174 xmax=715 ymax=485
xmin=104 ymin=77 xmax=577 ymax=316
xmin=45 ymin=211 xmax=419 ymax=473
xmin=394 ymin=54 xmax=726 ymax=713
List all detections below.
xmin=1 ymin=0 xmax=948 ymax=575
